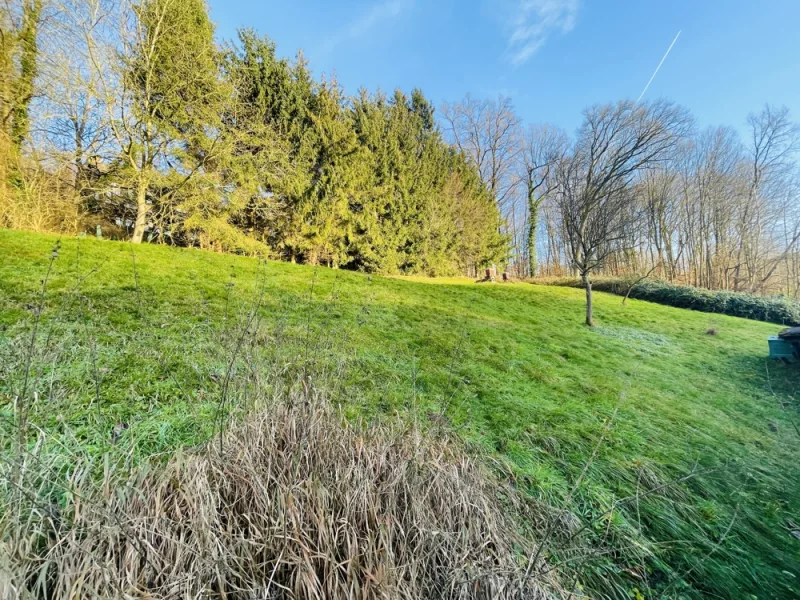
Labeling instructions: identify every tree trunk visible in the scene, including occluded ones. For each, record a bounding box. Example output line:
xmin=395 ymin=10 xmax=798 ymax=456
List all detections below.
xmin=131 ymin=182 xmax=148 ymax=244
xmin=582 ymin=272 xmax=594 ymax=327
xmin=527 ymin=199 xmax=539 ymax=278
xmin=10 ymin=0 xmax=42 ymax=151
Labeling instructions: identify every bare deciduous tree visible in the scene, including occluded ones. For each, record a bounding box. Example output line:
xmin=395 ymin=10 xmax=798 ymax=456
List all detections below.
xmin=441 ymin=95 xmax=522 ymax=265
xmin=520 ymin=124 xmax=567 ymax=276
xmin=34 ymin=0 xmax=114 ymax=191
xmin=441 ymin=94 xmax=522 ymax=211
xmin=535 ymin=104 xmax=800 ymax=299
xmin=555 ymin=100 xmax=692 ymax=325
xmin=736 ymin=105 xmax=800 ymax=291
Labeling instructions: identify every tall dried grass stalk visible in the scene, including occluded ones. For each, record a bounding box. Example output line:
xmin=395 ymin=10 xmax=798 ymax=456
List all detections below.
xmin=1 ymin=389 xmax=560 ymax=599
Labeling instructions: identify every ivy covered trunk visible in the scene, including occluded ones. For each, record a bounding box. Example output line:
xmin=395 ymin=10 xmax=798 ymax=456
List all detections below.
xmin=527 ymin=198 xmax=539 ymax=278
xmin=9 ymin=0 xmax=42 ymax=151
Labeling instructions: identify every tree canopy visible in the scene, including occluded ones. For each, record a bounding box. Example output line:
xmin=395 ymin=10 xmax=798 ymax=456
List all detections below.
xmin=0 ymin=0 xmax=507 ymax=276
xmin=2 ymin=0 xmax=798 ymax=294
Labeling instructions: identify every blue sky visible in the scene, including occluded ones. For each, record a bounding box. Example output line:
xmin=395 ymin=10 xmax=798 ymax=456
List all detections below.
xmin=207 ymin=0 xmax=800 ymax=136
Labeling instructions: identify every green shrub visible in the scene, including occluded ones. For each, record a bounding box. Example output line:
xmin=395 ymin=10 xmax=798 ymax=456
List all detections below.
xmin=544 ymin=278 xmax=800 ymax=326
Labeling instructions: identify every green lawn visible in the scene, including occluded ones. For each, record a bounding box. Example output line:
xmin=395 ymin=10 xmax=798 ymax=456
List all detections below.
xmin=1 ymin=229 xmax=798 ymax=599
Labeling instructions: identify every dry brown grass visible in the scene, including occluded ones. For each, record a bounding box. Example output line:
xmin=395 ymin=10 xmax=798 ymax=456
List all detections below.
xmin=0 ymin=388 xmax=561 ymax=599
xmin=0 ymin=161 xmax=82 ymax=235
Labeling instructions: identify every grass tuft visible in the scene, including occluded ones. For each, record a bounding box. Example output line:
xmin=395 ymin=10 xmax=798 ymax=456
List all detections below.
xmin=1 ymin=388 xmax=560 ymax=599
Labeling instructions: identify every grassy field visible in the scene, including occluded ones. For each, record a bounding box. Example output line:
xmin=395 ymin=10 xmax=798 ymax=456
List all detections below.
xmin=1 ymin=229 xmax=798 ymax=599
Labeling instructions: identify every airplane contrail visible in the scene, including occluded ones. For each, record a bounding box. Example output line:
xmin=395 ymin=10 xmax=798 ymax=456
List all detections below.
xmin=637 ymin=30 xmax=681 ymax=103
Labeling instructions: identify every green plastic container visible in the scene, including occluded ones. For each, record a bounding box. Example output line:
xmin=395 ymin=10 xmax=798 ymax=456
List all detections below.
xmin=768 ymin=336 xmax=797 ymax=361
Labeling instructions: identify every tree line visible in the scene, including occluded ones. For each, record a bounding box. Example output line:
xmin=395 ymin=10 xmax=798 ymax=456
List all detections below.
xmin=2 ymin=0 xmax=798 ymax=302
xmin=441 ymin=96 xmax=800 ymax=309
xmin=0 ymin=0 xmax=506 ymax=276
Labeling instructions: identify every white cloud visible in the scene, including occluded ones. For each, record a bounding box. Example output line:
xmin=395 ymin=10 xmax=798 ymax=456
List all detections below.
xmin=323 ymin=0 xmax=413 ymax=53
xmin=505 ymin=0 xmax=579 ymax=65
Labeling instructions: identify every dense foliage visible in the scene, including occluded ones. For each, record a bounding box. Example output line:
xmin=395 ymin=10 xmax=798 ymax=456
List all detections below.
xmin=0 ymin=0 xmax=507 ymax=276
xmin=220 ymin=31 xmax=507 ymax=274
xmin=545 ymin=277 xmax=800 ymax=325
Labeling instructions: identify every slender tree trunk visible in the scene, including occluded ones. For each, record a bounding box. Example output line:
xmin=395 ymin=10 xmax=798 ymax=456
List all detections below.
xmin=131 ymin=181 xmax=148 ymax=243
xmin=582 ymin=272 xmax=594 ymax=327
xmin=527 ymin=198 xmax=539 ymax=278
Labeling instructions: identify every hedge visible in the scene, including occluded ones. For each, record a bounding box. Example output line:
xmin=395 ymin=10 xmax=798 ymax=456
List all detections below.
xmin=541 ymin=278 xmax=800 ymax=326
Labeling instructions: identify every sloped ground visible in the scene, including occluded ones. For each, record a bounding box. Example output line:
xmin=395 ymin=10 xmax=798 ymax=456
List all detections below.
xmin=1 ymin=230 xmax=798 ymax=599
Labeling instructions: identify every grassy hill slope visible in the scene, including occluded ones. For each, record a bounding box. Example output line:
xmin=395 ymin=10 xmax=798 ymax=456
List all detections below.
xmin=1 ymin=229 xmax=798 ymax=599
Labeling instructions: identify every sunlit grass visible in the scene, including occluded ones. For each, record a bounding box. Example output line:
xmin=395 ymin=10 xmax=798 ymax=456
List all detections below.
xmin=1 ymin=229 xmax=798 ymax=599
